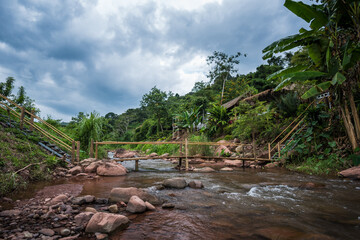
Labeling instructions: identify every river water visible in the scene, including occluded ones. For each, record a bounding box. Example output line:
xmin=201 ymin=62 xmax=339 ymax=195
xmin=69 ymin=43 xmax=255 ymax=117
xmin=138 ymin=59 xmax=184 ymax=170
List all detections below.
xmin=10 ymin=159 xmax=360 ymax=239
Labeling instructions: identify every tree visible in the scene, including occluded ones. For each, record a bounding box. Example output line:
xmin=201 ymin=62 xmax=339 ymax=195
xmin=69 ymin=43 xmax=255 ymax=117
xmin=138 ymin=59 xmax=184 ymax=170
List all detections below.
xmin=174 ymin=105 xmax=203 ymax=133
xmin=263 ymin=0 xmax=360 ymax=151
xmin=77 ymin=111 xmax=104 ymax=150
xmin=0 ymin=77 xmax=15 ymax=98
xmin=140 ymin=86 xmax=168 ymax=134
xmin=207 ymin=51 xmax=245 ymax=104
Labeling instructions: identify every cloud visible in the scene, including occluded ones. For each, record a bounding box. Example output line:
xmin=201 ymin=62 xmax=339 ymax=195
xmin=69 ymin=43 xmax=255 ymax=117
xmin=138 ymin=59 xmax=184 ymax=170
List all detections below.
xmin=0 ymin=0 xmax=308 ymax=121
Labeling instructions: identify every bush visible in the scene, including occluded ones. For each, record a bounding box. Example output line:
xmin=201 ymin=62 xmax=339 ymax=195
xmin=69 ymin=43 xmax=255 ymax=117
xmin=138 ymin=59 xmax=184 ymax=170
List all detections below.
xmin=188 ymin=134 xmax=213 ymax=156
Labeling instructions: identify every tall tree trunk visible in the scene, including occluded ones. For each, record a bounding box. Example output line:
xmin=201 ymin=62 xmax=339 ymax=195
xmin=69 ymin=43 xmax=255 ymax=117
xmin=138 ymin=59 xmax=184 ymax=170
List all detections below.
xmin=340 ymin=104 xmax=359 ymax=151
xmin=348 ymin=91 xmax=360 ymax=140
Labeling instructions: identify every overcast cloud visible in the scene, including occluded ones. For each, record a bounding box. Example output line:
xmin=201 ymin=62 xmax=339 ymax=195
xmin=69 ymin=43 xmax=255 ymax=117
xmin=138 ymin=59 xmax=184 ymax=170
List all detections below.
xmin=0 ymin=0 xmax=308 ymax=121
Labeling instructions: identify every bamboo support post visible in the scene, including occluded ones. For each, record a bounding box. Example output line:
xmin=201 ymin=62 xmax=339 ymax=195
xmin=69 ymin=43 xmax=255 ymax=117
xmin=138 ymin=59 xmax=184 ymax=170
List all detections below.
xmin=253 ymin=139 xmax=256 ymax=160
xmin=29 ymin=109 xmax=34 ymax=131
xmin=277 ymin=143 xmax=281 ymax=158
xmin=19 ymin=107 xmax=25 ymax=129
xmin=178 ymin=143 xmax=183 ymax=167
xmin=90 ymin=139 xmax=94 ymax=158
xmin=95 ymin=143 xmax=98 ymax=160
xmin=135 ymin=160 xmax=139 ymax=171
xmin=268 ymin=143 xmax=271 ymax=160
xmin=71 ymin=141 xmax=76 ymax=164
xmin=185 ymin=138 xmax=189 ymax=171
xmin=76 ymin=141 xmax=80 ymax=164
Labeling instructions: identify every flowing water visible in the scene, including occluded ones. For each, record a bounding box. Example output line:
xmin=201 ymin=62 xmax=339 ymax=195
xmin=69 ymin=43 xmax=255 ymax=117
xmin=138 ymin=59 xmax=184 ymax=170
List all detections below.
xmin=9 ymin=159 xmax=360 ymax=239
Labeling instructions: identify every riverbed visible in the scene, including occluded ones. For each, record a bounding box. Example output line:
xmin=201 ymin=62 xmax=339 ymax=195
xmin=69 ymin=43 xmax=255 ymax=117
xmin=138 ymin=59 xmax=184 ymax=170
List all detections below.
xmin=6 ymin=159 xmax=360 ymax=239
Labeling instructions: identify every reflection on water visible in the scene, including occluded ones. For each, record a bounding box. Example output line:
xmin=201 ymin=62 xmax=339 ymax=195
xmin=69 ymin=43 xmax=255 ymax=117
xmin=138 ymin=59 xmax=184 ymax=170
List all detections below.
xmin=13 ymin=159 xmax=360 ymax=239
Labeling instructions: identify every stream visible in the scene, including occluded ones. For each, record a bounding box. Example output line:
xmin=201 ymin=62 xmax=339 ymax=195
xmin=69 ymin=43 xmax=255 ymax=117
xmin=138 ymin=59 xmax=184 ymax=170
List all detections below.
xmin=6 ymin=158 xmax=360 ymax=239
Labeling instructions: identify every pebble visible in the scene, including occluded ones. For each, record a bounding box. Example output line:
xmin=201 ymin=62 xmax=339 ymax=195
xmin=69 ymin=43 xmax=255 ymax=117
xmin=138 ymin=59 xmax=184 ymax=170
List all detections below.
xmin=162 ymin=203 xmax=175 ymax=209
xmin=60 ymin=228 xmax=71 ymax=236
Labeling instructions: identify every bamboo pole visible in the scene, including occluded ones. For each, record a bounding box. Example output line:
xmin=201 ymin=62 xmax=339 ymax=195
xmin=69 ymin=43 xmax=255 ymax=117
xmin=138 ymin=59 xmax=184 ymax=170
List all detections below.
xmin=135 ymin=160 xmax=139 ymax=171
xmin=95 ymin=143 xmax=98 ymax=160
xmin=95 ymin=141 xmax=252 ymax=147
xmin=179 ymin=143 xmax=183 ymax=167
xmin=19 ymin=107 xmax=25 ymax=129
xmin=113 ymin=156 xmax=271 ymax=161
xmin=268 ymin=143 xmax=271 ymax=160
xmin=90 ymin=139 xmax=94 ymax=158
xmin=76 ymin=141 xmax=80 ymax=164
xmin=277 ymin=143 xmax=281 ymax=158
xmin=71 ymin=141 xmax=76 ymax=164
xmin=185 ymin=138 xmax=189 ymax=171
xmin=29 ymin=109 xmax=34 ymax=131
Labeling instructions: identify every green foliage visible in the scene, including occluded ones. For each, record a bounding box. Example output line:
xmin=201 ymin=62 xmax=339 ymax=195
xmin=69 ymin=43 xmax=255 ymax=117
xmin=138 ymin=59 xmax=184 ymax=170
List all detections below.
xmin=133 ymin=119 xmax=157 ymax=141
xmin=232 ymin=101 xmax=275 ymax=140
xmin=136 ymin=143 xmax=179 ymax=156
xmin=0 ymin=77 xmax=15 ymax=97
xmin=77 ymin=111 xmax=104 ymax=150
xmin=174 ymin=105 xmax=203 ymax=133
xmin=207 ymin=104 xmax=230 ymax=136
xmin=276 ymin=92 xmax=300 ymax=117
xmin=188 ymin=134 xmax=213 ymax=156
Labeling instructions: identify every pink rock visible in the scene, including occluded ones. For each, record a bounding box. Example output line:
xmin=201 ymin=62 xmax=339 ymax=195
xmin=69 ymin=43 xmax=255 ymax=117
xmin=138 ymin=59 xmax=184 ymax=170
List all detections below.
xmin=215 ymin=145 xmax=232 ymax=156
xmin=188 ymin=180 xmax=204 ymax=189
xmin=193 ymin=167 xmax=215 ymax=173
xmin=224 ymin=160 xmax=243 ymax=167
xmin=74 ymin=212 xmax=94 ymax=228
xmin=85 ymin=212 xmax=129 ymax=233
xmin=68 ymin=166 xmax=82 ymax=175
xmin=85 ymin=162 xmax=100 ymax=173
xmin=47 ymin=194 xmax=68 ymax=205
xmin=126 ymin=196 xmax=146 ymax=213
xmin=339 ymin=166 xmax=360 ymax=180
xmin=264 ymin=162 xmax=280 ymax=169
xmin=148 ymin=152 xmax=158 ymax=158
xmin=109 ymin=187 xmax=160 ymax=205
xmin=220 ymin=167 xmax=234 ymax=171
xmin=96 ymin=162 xmax=127 ymax=176
xmin=145 ymin=201 xmax=155 ymax=211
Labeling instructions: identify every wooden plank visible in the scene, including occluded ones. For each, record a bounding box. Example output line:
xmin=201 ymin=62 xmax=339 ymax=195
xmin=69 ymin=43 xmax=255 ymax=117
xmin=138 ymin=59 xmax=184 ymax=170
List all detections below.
xmin=114 ymin=156 xmax=271 ymax=161
xmin=19 ymin=107 xmax=25 ymax=129
xmin=90 ymin=139 xmax=94 ymax=158
xmin=135 ymin=160 xmax=139 ymax=171
xmin=185 ymin=138 xmax=188 ymax=170
xmin=95 ymin=143 xmax=98 ymax=160
xmin=72 ymin=141 xmax=75 ymax=164
xmin=29 ymin=109 xmax=34 ymax=131
xmin=268 ymin=143 xmax=271 ymax=160
xmin=76 ymin=141 xmax=80 ymax=164
xmin=95 ymin=141 xmax=252 ymax=147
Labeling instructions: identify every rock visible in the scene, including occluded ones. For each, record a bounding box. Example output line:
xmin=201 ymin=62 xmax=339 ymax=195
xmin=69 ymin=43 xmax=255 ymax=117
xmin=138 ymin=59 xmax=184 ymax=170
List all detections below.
xmin=235 ymin=145 xmax=244 ymax=153
xmin=188 ymin=180 xmax=204 ymax=189
xmin=189 ymin=158 xmax=205 ymax=164
xmin=162 ymin=203 xmax=175 ymax=209
xmin=85 ymin=207 xmax=98 ymax=213
xmin=109 ymin=187 xmax=160 ymax=205
xmin=85 ymin=212 xmax=129 ymax=233
xmin=95 ymin=232 xmax=109 ymax=240
xmin=74 ymin=212 xmax=94 ymax=228
xmin=85 ymin=162 xmax=100 ymax=173
xmin=254 ymin=226 xmax=306 ymax=240
xmin=339 ymin=166 xmax=360 ymax=180
xmin=126 ymin=196 xmax=146 ymax=213
xmin=145 ymin=201 xmax=155 ymax=211
xmin=193 ymin=167 xmax=215 ymax=173
xmin=39 ymin=228 xmax=55 ymax=236
xmin=60 ymin=228 xmax=71 ymax=236
xmin=0 ymin=209 xmax=21 ymax=217
xmin=162 ymin=178 xmax=187 ymax=189
xmin=47 ymin=194 xmax=68 ymax=205
xmin=68 ymin=166 xmax=82 ymax=175
xmin=58 ymin=234 xmax=80 ymax=240
xmin=95 ymin=198 xmax=108 ymax=204
xmin=264 ymin=162 xmax=280 ymax=168
xmin=83 ymin=195 xmax=95 ymax=203
xmin=220 ymin=167 xmax=234 ymax=171
xmin=108 ymin=204 xmax=118 ymax=213
xmin=148 ymin=152 xmax=158 ymax=157
xmin=233 ymin=138 xmax=240 ymax=143
xmin=215 ymin=145 xmax=232 ymax=156
xmin=160 ymin=153 xmax=169 ymax=158
xmin=23 ymin=231 xmax=33 ymax=238
xmin=298 ymin=182 xmax=325 ymax=190
xmin=72 ymin=197 xmax=86 ymax=205
xmin=2 ymin=197 xmax=13 ymax=202
xmin=96 ymin=162 xmax=127 ymax=176
xmin=224 ymin=160 xmax=243 ymax=167
xmin=76 ymin=173 xmax=88 ymax=177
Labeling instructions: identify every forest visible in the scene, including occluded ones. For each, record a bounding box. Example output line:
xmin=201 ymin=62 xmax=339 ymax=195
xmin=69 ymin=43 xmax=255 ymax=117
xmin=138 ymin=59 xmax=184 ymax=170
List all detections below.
xmin=1 ymin=0 xmax=359 ymax=177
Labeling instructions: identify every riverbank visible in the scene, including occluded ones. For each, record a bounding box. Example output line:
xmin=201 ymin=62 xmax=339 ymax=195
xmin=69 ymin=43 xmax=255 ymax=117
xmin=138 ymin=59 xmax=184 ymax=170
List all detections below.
xmin=1 ymin=153 xmax=360 ymax=239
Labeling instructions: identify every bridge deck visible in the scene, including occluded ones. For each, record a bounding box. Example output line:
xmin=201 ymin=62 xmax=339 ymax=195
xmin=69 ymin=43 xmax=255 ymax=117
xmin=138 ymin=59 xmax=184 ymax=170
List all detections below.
xmin=114 ymin=156 xmax=271 ymax=162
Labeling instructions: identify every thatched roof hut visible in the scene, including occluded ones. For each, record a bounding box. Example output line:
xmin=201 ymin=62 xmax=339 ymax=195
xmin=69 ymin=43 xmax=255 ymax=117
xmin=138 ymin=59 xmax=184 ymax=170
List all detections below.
xmin=222 ymin=89 xmax=274 ymax=110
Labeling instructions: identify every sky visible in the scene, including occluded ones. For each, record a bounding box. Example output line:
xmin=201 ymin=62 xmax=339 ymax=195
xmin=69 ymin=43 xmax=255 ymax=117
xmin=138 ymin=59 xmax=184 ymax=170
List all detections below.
xmin=0 ymin=0 xmax=309 ymax=122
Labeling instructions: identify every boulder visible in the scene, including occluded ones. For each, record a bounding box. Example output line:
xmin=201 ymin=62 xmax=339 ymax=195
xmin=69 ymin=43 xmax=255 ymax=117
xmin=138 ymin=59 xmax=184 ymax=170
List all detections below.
xmin=126 ymin=196 xmax=146 ymax=213
xmin=162 ymin=178 xmax=187 ymax=189
xmin=74 ymin=212 xmax=94 ymax=228
xmin=95 ymin=233 xmax=109 ymax=240
xmin=193 ymin=167 xmax=215 ymax=173
xmin=220 ymin=167 xmax=234 ymax=171
xmin=339 ymin=166 xmax=360 ymax=180
xmin=264 ymin=162 xmax=280 ymax=168
xmin=224 ymin=160 xmax=242 ymax=167
xmin=0 ymin=209 xmax=21 ymax=217
xmin=85 ymin=212 xmax=129 ymax=233
xmin=148 ymin=152 xmax=158 ymax=158
xmin=110 ymin=187 xmax=161 ymax=205
xmin=235 ymin=145 xmax=244 ymax=153
xmin=39 ymin=228 xmax=55 ymax=236
xmin=47 ymin=194 xmax=68 ymax=206
xmin=68 ymin=166 xmax=82 ymax=175
xmin=96 ymin=162 xmax=127 ymax=176
xmin=85 ymin=162 xmax=100 ymax=173
xmin=160 ymin=153 xmax=170 ymax=158
xmin=215 ymin=145 xmax=232 ymax=156
xmin=60 ymin=228 xmax=71 ymax=237
xmin=145 ymin=201 xmax=155 ymax=211
xmin=85 ymin=207 xmax=97 ymax=213
xmin=83 ymin=195 xmax=96 ymax=203
xmin=188 ymin=180 xmax=204 ymax=189
xmin=108 ymin=204 xmax=118 ymax=213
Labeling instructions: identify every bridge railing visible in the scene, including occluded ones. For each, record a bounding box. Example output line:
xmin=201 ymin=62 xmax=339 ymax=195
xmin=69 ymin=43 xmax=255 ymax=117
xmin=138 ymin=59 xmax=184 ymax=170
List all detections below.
xmin=0 ymin=93 xmax=80 ymax=163
xmin=93 ymin=140 xmax=272 ymax=170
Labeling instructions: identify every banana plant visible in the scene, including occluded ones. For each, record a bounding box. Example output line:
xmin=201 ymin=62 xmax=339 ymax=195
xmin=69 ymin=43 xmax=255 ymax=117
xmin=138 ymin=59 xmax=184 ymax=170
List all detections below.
xmin=263 ymin=0 xmax=360 ymax=151
xmin=174 ymin=105 xmax=203 ymax=133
